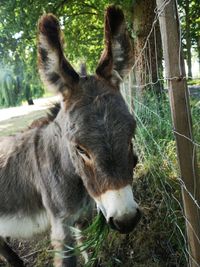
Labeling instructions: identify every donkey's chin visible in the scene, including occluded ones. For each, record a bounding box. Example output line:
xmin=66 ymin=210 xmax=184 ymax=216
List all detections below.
xmin=108 ymin=209 xmax=142 ymax=234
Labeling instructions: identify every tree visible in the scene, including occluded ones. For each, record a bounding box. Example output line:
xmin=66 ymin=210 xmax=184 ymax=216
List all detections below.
xmin=131 ymin=0 xmax=163 ymax=95
xmin=178 ymin=0 xmax=200 ymax=77
xmin=0 ymin=0 xmax=134 ymax=107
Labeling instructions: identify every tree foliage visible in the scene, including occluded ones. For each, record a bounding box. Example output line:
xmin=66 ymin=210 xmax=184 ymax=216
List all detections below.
xmin=0 ymin=0 xmax=133 ymax=107
xmin=178 ymin=0 xmax=200 ymax=76
xmin=178 ymin=0 xmax=200 ymax=48
xmin=0 ymin=0 xmax=199 ymax=107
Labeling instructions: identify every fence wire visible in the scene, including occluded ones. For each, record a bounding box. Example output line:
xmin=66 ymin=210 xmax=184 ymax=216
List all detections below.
xmin=121 ymin=0 xmax=200 ymax=266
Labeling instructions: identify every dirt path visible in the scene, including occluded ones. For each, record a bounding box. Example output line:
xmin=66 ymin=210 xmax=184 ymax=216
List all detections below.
xmin=0 ymin=96 xmax=59 ymax=136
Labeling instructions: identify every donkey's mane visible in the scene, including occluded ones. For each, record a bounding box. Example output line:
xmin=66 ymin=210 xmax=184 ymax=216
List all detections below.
xmin=27 ymin=102 xmax=61 ymax=130
xmin=47 ymin=102 xmax=61 ymax=121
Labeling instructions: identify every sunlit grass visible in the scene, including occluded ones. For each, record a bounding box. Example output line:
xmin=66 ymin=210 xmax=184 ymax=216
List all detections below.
xmin=187 ymin=79 xmax=200 ymax=86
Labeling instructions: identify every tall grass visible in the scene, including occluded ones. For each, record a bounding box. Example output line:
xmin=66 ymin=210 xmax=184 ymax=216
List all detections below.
xmin=126 ymin=90 xmax=200 ymax=266
xmin=132 ymin=92 xmax=187 ymax=265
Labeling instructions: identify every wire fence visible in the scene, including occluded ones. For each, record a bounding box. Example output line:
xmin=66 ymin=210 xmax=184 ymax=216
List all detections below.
xmin=121 ymin=0 xmax=200 ymax=266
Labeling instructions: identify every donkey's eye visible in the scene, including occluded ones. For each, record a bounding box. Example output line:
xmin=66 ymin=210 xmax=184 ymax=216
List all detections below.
xmin=76 ymin=145 xmax=85 ymax=154
xmin=76 ymin=145 xmax=91 ymax=160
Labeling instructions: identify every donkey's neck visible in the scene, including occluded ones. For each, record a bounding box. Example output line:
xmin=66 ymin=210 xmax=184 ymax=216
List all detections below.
xmin=38 ymin=117 xmax=88 ymax=216
xmin=41 ymin=114 xmax=72 ymax=173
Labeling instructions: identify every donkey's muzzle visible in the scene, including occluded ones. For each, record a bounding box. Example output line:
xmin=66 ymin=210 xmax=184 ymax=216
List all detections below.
xmin=108 ymin=208 xmax=142 ymax=234
xmin=94 ymin=185 xmax=141 ymax=233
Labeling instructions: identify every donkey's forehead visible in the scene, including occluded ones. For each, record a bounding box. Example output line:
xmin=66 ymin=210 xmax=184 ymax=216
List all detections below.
xmin=78 ymin=75 xmax=117 ymax=94
xmin=67 ymin=76 xmax=136 ymax=141
xmin=69 ymin=76 xmax=133 ymax=120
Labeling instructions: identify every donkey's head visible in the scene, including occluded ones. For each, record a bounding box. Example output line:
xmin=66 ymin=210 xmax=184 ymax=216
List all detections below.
xmin=37 ymin=6 xmax=141 ymax=233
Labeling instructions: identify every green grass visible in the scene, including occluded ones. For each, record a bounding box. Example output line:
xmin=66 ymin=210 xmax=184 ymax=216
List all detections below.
xmin=70 ymin=213 xmax=110 ymax=266
xmin=121 ymin=91 xmax=199 ymax=266
xmin=187 ymin=78 xmax=200 ymax=86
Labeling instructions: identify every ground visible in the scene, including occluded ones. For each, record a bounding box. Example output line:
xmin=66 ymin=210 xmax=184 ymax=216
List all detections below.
xmin=0 ymin=96 xmax=59 ymax=137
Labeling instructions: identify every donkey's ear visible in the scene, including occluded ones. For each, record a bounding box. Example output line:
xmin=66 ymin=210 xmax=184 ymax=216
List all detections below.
xmin=96 ymin=6 xmax=133 ymax=87
xmin=37 ymin=14 xmax=79 ymax=97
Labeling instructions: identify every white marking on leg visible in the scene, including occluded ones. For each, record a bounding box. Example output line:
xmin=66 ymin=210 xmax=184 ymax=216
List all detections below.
xmin=50 ymin=217 xmax=66 ymax=267
xmin=72 ymin=227 xmax=89 ymax=264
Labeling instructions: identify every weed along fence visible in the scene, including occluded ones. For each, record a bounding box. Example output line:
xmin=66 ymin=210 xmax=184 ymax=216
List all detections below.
xmin=122 ymin=0 xmax=200 ymax=266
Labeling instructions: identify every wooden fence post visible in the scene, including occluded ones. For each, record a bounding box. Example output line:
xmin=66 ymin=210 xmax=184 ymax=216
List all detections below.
xmin=156 ymin=0 xmax=200 ymax=266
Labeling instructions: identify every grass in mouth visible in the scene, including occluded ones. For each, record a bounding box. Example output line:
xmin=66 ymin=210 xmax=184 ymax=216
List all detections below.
xmin=68 ymin=213 xmax=110 ymax=266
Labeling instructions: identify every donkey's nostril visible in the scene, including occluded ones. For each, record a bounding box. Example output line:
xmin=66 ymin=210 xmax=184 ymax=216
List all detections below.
xmin=108 ymin=209 xmax=142 ymax=234
xmin=108 ymin=217 xmax=117 ymax=231
xmin=135 ymin=208 xmax=142 ymax=224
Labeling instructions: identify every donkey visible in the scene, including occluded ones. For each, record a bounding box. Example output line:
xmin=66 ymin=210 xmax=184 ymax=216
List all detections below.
xmin=0 ymin=5 xmax=141 ymax=267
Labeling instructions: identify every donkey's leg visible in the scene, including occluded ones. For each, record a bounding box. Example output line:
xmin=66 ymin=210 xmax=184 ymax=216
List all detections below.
xmin=74 ymin=202 xmax=94 ymax=265
xmin=74 ymin=222 xmax=89 ymax=264
xmin=0 ymin=237 xmax=25 ymax=267
xmin=51 ymin=217 xmax=76 ymax=267
xmin=74 ymin=215 xmax=93 ymax=264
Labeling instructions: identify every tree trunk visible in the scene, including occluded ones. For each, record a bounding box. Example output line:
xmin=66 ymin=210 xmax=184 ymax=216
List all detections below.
xmin=185 ymin=0 xmax=192 ymax=78
xmin=132 ymin=0 xmax=163 ymax=95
